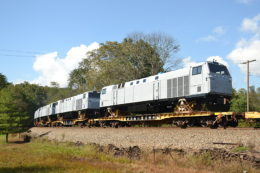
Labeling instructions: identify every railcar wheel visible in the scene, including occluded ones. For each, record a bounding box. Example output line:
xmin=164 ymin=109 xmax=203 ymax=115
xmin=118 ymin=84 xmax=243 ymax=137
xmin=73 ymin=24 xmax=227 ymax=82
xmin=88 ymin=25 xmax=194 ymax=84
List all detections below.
xmin=175 ymin=120 xmax=188 ymax=128
xmin=228 ymin=120 xmax=238 ymax=127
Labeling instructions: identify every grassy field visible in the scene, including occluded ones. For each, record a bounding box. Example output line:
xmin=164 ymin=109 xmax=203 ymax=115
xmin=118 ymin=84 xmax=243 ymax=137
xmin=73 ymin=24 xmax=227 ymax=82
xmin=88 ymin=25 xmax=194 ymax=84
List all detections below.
xmin=0 ymin=135 xmax=259 ymax=173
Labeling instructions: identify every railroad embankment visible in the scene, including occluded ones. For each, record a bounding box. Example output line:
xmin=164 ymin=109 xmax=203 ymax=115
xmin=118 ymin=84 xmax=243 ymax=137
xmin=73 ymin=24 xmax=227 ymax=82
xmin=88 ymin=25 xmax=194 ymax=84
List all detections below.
xmin=29 ymin=127 xmax=260 ymax=170
xmin=1 ymin=134 xmax=260 ymax=173
xmin=30 ymin=127 xmax=260 ymax=151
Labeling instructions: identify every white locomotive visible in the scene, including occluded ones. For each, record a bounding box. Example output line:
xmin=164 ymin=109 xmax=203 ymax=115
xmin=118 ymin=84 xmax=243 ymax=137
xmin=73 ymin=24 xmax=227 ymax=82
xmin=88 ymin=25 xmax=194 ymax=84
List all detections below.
xmin=100 ymin=61 xmax=232 ymax=113
xmin=34 ymin=60 xmax=233 ymax=127
xmin=34 ymin=91 xmax=100 ymax=124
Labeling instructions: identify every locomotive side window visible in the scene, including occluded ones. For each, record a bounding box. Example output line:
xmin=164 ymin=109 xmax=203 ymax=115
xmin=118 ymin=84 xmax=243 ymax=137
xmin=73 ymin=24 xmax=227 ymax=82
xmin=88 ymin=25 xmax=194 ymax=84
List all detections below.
xmin=155 ymin=76 xmax=159 ymax=80
xmin=143 ymin=79 xmax=146 ymax=83
xmin=101 ymin=88 xmax=106 ymax=95
xmin=192 ymin=66 xmax=202 ymax=75
xmin=130 ymin=82 xmax=133 ymax=85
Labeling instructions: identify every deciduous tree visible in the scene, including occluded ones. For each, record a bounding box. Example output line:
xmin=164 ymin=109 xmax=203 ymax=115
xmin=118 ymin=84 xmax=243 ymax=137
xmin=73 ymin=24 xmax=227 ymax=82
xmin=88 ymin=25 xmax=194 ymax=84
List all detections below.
xmin=127 ymin=32 xmax=181 ymax=71
xmin=229 ymin=87 xmax=260 ymax=112
xmin=69 ymin=38 xmax=165 ymax=91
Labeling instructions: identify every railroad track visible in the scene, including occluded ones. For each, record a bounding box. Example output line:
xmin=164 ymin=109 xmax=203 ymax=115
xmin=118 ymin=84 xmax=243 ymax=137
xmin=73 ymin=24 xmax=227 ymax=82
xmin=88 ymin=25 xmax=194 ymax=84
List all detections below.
xmin=33 ymin=126 xmax=259 ymax=130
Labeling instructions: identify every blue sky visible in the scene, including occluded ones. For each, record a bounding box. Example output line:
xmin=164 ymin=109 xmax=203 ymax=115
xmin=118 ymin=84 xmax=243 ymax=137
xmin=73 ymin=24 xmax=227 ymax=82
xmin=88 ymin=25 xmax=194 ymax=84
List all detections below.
xmin=0 ymin=0 xmax=260 ymax=88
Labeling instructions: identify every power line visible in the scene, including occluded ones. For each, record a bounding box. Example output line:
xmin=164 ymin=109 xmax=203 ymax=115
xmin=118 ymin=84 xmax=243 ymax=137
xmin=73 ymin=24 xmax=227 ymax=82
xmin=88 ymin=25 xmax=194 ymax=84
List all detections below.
xmin=0 ymin=54 xmax=36 ymax=58
xmin=0 ymin=49 xmax=44 ymax=54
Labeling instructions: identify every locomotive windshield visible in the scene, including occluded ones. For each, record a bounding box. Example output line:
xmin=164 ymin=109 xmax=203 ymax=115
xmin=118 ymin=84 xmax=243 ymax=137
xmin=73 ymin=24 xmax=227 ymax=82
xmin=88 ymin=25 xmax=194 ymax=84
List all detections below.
xmin=89 ymin=92 xmax=100 ymax=98
xmin=208 ymin=63 xmax=230 ymax=75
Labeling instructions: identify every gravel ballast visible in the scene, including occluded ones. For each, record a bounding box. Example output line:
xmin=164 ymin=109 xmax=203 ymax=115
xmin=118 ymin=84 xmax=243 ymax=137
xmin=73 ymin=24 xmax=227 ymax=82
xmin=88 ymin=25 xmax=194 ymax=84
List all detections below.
xmin=30 ymin=127 xmax=260 ymax=151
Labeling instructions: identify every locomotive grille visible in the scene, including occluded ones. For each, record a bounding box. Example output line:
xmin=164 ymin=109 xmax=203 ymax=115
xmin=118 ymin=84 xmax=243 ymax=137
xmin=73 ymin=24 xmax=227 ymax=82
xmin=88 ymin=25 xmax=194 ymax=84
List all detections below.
xmin=167 ymin=78 xmax=178 ymax=98
xmin=76 ymin=99 xmax=82 ymax=110
xmin=167 ymin=76 xmax=189 ymax=98
xmin=167 ymin=79 xmax=172 ymax=98
xmin=172 ymin=78 xmax=177 ymax=97
xmin=184 ymin=76 xmax=189 ymax=96
xmin=178 ymin=77 xmax=183 ymax=97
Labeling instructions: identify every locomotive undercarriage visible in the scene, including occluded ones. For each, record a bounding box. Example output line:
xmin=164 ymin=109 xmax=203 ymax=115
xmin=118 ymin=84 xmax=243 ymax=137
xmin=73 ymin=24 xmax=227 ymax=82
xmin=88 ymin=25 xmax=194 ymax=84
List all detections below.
xmin=104 ymin=94 xmax=231 ymax=117
xmin=34 ymin=94 xmax=236 ymax=128
xmin=93 ymin=94 xmax=235 ymax=128
xmin=34 ymin=109 xmax=100 ymax=127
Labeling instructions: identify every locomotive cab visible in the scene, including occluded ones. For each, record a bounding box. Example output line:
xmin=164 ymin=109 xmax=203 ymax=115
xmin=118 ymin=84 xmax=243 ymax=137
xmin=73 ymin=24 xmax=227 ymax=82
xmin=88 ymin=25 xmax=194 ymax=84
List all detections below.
xmin=188 ymin=61 xmax=232 ymax=111
xmin=207 ymin=61 xmax=232 ymax=96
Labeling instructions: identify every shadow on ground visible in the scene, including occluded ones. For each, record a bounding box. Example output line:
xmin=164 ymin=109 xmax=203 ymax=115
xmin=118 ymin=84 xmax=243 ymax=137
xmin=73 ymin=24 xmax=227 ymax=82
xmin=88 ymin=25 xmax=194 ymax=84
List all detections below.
xmin=0 ymin=166 xmax=63 ymax=173
xmin=39 ymin=131 xmax=51 ymax=137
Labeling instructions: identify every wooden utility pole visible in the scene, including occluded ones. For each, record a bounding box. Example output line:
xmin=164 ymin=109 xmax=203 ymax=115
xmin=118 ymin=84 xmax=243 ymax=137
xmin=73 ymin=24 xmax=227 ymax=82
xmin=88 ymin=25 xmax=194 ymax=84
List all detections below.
xmin=240 ymin=59 xmax=256 ymax=112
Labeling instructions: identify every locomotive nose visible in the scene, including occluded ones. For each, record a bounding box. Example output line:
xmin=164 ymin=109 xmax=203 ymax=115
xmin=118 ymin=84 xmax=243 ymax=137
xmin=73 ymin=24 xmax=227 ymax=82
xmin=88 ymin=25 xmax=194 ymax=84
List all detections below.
xmin=209 ymin=74 xmax=232 ymax=95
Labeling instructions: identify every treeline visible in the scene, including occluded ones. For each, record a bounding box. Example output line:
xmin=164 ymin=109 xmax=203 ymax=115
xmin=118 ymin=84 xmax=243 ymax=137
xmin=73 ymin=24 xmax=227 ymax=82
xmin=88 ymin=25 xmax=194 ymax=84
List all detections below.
xmin=0 ymin=74 xmax=79 ymax=142
xmin=230 ymin=87 xmax=260 ymax=112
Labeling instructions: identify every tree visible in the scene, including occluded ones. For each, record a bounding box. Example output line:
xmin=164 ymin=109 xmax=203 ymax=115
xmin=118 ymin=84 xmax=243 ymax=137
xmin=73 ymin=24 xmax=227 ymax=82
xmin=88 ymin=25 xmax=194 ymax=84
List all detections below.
xmin=50 ymin=81 xmax=60 ymax=88
xmin=0 ymin=73 xmax=9 ymax=90
xmin=0 ymin=83 xmax=47 ymax=142
xmin=127 ymin=32 xmax=181 ymax=71
xmin=249 ymin=86 xmax=260 ymax=111
xmin=229 ymin=87 xmax=260 ymax=112
xmin=43 ymin=86 xmax=79 ymax=104
xmin=230 ymin=88 xmax=247 ymax=112
xmin=68 ymin=68 xmax=87 ymax=90
xmin=0 ymin=86 xmax=30 ymax=142
xmin=69 ymin=38 xmax=163 ymax=91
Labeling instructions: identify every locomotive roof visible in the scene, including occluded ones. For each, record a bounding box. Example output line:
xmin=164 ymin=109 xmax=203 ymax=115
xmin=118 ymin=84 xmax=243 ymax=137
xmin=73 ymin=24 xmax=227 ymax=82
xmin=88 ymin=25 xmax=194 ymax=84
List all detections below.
xmin=102 ymin=61 xmax=211 ymax=90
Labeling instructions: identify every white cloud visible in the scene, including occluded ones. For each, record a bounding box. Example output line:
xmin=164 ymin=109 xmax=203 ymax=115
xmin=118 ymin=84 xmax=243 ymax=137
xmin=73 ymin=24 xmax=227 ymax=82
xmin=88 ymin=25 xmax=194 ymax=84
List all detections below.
xmin=31 ymin=42 xmax=99 ymax=87
xmin=228 ymin=39 xmax=260 ymax=75
xmin=227 ymin=14 xmax=260 ymax=76
xmin=237 ymin=0 xmax=253 ymax=4
xmin=182 ymin=56 xmax=229 ymax=68
xmin=207 ymin=56 xmax=229 ymax=67
xmin=182 ymin=56 xmax=199 ymax=67
xmin=213 ymin=26 xmax=226 ymax=35
xmin=197 ymin=26 xmax=226 ymax=42
xmin=241 ymin=14 xmax=260 ymax=35
xmin=197 ymin=35 xmax=217 ymax=42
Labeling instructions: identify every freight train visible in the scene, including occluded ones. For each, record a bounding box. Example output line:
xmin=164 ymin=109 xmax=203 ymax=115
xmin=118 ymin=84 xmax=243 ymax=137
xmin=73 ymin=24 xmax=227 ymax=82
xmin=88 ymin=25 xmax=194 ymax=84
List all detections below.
xmin=34 ymin=60 xmax=260 ymax=128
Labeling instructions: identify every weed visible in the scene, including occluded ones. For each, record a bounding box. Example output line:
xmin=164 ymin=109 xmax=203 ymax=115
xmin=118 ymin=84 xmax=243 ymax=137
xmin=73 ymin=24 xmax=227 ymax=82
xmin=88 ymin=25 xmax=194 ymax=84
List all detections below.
xmin=232 ymin=146 xmax=249 ymax=153
xmin=187 ymin=152 xmax=213 ymax=168
xmin=238 ymin=120 xmax=258 ymax=128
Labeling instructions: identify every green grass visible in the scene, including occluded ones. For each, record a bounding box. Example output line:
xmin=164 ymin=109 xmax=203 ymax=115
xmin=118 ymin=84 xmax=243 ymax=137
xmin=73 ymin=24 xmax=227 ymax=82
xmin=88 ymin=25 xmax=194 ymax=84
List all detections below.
xmin=0 ymin=137 xmax=129 ymax=173
xmin=232 ymin=146 xmax=250 ymax=153
xmin=237 ymin=119 xmax=260 ymax=128
xmin=0 ymin=135 xmax=5 ymax=144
